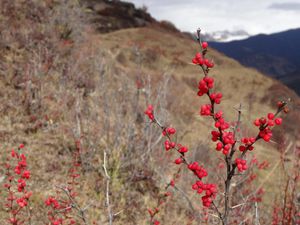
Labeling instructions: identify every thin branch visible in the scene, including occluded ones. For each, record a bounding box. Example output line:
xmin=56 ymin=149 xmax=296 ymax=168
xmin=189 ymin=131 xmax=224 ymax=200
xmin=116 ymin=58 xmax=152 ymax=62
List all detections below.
xmin=55 ymin=185 xmax=89 ymax=224
xmin=103 ymin=150 xmax=113 ymax=225
xmin=231 ymin=203 xmax=246 ymax=209
xmin=212 ymin=201 xmax=223 ymax=221
xmin=254 ymin=202 xmax=260 ymax=225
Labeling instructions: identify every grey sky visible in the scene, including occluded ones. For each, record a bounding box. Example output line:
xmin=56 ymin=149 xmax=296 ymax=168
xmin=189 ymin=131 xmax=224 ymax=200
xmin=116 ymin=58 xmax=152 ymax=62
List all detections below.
xmin=127 ymin=0 xmax=300 ymax=35
xmin=269 ymin=2 xmax=300 ymax=10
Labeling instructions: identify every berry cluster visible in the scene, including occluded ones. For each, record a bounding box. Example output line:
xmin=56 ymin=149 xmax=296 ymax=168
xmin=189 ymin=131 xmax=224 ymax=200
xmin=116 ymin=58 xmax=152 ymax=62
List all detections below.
xmin=235 ymin=158 xmax=247 ymax=172
xmin=3 ymin=144 xmax=32 ymax=225
xmin=162 ymin=127 xmax=176 ymax=136
xmin=193 ymin=35 xmax=286 ymax=166
xmin=197 ymin=76 xmax=214 ymax=96
xmin=145 ymin=105 xmax=155 ymax=121
xmin=188 ymin=163 xmax=217 ymax=206
xmin=45 ymin=197 xmax=60 ymax=209
xmin=214 ymin=116 xmax=230 ymax=131
xmin=144 ymin=106 xmax=217 ymax=211
xmin=164 ymin=140 xmax=176 ymax=151
xmin=192 ymin=53 xmax=214 ymax=68
xmin=210 ymin=92 xmax=222 ymax=104
xmin=145 ymin=29 xmax=288 ymax=224
xmin=253 ymin=112 xmax=283 ymax=142
xmin=211 ymin=129 xmax=234 ymax=155
xmin=200 ymin=104 xmax=212 ymax=116
xmin=191 ymin=31 xmax=288 ymax=222
xmin=188 ymin=162 xmax=208 ymax=179
xmin=239 ymin=137 xmax=256 ymax=152
xmin=192 ymin=181 xmax=217 ymax=207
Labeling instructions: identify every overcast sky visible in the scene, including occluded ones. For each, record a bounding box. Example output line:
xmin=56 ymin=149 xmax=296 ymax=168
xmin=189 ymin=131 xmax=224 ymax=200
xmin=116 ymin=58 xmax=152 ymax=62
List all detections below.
xmin=127 ymin=0 xmax=300 ymax=36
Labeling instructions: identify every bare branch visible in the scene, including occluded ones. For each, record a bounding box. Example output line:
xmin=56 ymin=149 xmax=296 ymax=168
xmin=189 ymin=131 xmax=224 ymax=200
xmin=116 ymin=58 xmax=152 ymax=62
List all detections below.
xmin=103 ymin=150 xmax=113 ymax=225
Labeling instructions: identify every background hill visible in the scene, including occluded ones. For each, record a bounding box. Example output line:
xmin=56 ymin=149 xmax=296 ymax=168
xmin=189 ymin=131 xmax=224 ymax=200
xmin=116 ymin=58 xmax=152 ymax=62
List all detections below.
xmin=0 ymin=0 xmax=299 ymax=224
xmin=84 ymin=0 xmax=180 ymax=33
xmin=210 ymin=28 xmax=300 ymax=95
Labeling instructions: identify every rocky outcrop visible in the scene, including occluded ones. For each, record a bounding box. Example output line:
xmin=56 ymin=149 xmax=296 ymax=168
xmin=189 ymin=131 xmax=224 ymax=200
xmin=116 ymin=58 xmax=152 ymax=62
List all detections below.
xmin=83 ymin=0 xmax=155 ymax=33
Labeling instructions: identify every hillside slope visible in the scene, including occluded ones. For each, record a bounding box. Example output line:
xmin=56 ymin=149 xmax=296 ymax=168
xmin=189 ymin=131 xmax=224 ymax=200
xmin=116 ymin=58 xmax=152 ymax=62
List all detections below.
xmin=102 ymin=27 xmax=298 ymax=117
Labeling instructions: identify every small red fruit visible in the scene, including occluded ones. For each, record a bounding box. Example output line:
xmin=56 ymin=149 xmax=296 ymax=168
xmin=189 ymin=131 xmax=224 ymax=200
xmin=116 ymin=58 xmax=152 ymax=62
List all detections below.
xmin=174 ymin=158 xmax=183 ymax=164
xmin=274 ymin=118 xmax=282 ymax=125
xmin=202 ymin=42 xmax=208 ymax=49
xmin=267 ymin=113 xmax=274 ymax=120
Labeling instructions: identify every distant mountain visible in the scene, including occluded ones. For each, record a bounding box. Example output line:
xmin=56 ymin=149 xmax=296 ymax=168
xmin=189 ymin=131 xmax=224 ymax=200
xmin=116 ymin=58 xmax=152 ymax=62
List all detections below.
xmin=210 ymin=28 xmax=300 ymax=95
xmin=202 ymin=29 xmax=250 ymax=42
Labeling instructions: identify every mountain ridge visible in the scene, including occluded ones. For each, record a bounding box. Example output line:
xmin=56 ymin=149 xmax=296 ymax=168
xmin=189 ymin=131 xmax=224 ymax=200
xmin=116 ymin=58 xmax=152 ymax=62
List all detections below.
xmin=210 ymin=28 xmax=300 ymax=95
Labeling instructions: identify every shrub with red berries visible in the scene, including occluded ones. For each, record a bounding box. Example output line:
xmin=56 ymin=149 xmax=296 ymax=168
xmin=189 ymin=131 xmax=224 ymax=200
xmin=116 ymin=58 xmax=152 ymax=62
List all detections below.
xmin=144 ymin=28 xmax=288 ymax=225
xmin=2 ymin=144 xmax=32 ymax=225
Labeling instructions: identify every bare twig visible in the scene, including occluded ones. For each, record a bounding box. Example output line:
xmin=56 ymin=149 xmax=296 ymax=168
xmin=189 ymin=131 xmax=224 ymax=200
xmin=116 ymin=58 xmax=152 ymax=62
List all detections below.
xmin=55 ymin=185 xmax=89 ymax=224
xmin=254 ymin=202 xmax=260 ymax=225
xmin=103 ymin=150 xmax=113 ymax=225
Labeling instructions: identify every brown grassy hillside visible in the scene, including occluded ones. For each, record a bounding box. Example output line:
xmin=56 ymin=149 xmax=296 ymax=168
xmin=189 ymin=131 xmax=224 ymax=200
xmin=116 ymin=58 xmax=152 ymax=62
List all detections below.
xmin=0 ymin=1 xmax=299 ymax=224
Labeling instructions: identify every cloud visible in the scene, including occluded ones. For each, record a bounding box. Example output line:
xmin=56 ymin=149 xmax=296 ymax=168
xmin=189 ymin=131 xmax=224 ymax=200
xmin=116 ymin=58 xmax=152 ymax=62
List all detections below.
xmin=202 ymin=29 xmax=250 ymax=42
xmin=127 ymin=0 xmax=300 ymax=36
xmin=269 ymin=2 xmax=300 ymax=11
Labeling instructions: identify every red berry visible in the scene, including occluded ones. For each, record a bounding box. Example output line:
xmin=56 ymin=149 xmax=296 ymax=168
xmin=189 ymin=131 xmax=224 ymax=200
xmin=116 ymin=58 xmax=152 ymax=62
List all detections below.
xmin=268 ymin=120 xmax=275 ymax=126
xmin=195 ymin=52 xmax=202 ymax=59
xmin=202 ymin=42 xmax=208 ymax=49
xmin=274 ymin=118 xmax=282 ymax=125
xmin=153 ymin=220 xmax=160 ymax=225
xmin=259 ymin=117 xmax=267 ymax=125
xmin=249 ymin=137 xmax=256 ymax=143
xmin=170 ymin=142 xmax=176 ymax=148
xmin=223 ymin=144 xmax=230 ymax=151
xmin=216 ymin=142 xmax=223 ymax=151
xmin=241 ymin=138 xmax=248 ymax=144
xmin=254 ymin=119 xmax=260 ymax=126
xmin=170 ymin=180 xmax=175 ymax=186
xmin=174 ymin=158 xmax=183 ymax=164
xmin=178 ymin=146 xmax=188 ymax=153
xmin=267 ymin=113 xmax=274 ymax=120
xmin=239 ymin=145 xmax=246 ymax=152
xmin=192 ymin=183 xmax=198 ymax=190
xmin=167 ymin=127 xmax=176 ymax=134
xmin=277 ymin=101 xmax=284 ymax=108
xmin=192 ymin=58 xmax=198 ymax=64
xmin=263 ymin=135 xmax=271 ymax=142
